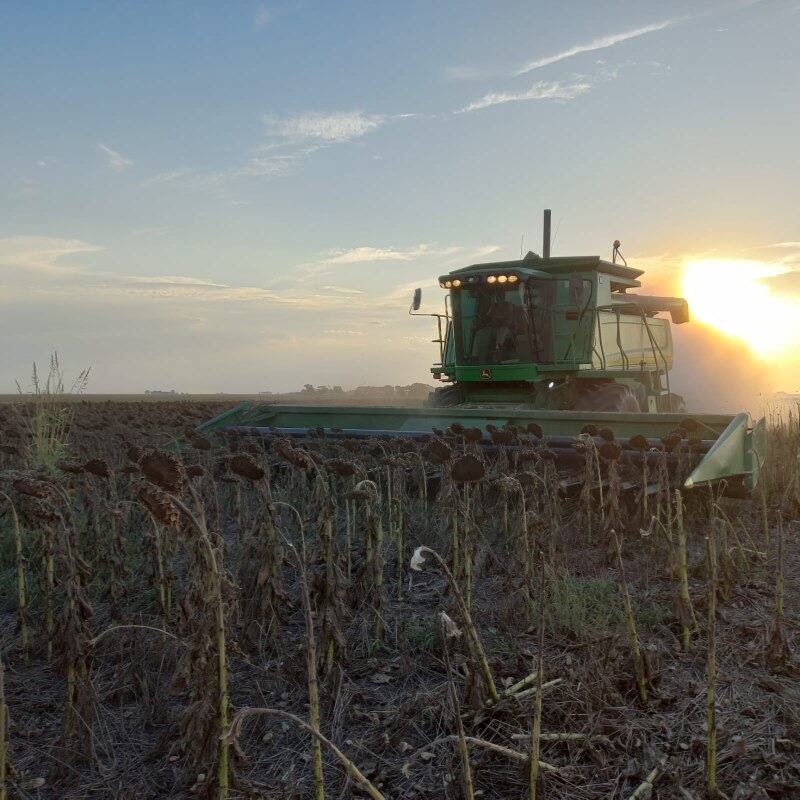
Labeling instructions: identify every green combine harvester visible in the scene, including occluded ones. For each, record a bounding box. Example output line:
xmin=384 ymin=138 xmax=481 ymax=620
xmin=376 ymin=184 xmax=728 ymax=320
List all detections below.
xmin=200 ymin=211 xmax=766 ymax=494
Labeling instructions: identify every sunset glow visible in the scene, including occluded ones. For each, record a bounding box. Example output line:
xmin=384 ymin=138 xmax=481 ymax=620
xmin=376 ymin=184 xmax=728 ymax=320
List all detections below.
xmin=682 ymin=259 xmax=800 ymax=358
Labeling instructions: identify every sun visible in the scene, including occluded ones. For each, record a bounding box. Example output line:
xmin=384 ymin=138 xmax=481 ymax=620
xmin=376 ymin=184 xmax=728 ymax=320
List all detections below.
xmin=681 ymin=258 xmax=800 ymax=358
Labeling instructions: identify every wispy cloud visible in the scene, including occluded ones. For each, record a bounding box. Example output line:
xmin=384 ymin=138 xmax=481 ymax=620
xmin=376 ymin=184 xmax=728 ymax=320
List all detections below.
xmin=263 ymin=111 xmax=387 ymax=143
xmin=323 ymin=245 xmax=432 ymax=264
xmin=0 ymin=235 xmax=365 ymax=312
xmin=515 ymin=18 xmax=683 ymax=75
xmin=446 ymin=17 xmax=685 ymax=82
xmin=459 ymin=79 xmax=592 ymax=113
xmin=323 ymin=286 xmax=365 ymax=295
xmin=0 ymin=235 xmax=103 ymax=274
xmin=97 ymin=142 xmax=133 ymax=172
xmin=254 ymin=5 xmax=271 ymax=30
xmin=321 ymin=243 xmax=498 ymax=265
xmin=143 ymin=110 xmax=396 ymax=189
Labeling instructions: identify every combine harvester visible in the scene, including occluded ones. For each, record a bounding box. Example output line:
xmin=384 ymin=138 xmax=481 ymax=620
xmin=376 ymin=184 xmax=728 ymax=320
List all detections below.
xmin=200 ymin=212 xmax=766 ymax=495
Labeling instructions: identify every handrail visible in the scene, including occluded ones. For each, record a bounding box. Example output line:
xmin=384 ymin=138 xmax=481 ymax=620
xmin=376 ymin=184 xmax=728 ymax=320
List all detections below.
xmin=593 ymin=304 xmax=672 ymax=400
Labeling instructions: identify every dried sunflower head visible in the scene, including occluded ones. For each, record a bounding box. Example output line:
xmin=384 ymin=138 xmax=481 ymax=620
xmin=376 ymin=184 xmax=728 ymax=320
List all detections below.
xmin=57 ymin=460 xmax=85 ymax=475
xmin=139 ymin=449 xmax=186 ymax=493
xmin=451 ymin=454 xmax=485 ymax=483
xmin=275 ymin=439 xmax=314 ymax=470
xmin=27 ymin=501 xmax=61 ymax=524
xmin=187 ymin=464 xmax=205 ymax=478
xmin=84 ymin=458 xmax=111 ymax=478
xmin=526 ymin=422 xmax=544 ymax=439
xmin=126 ymin=445 xmax=143 ymax=464
xmin=598 ymin=427 xmax=615 ymax=443
xmin=191 ymin=436 xmax=212 ymax=451
xmin=464 ymin=427 xmax=484 ymax=444
xmin=325 ymin=459 xmax=357 ymax=477
xmin=229 ymin=453 xmax=265 ymax=481
xmin=490 ymin=428 xmax=515 ymax=446
xmin=12 ymin=477 xmax=53 ymax=499
xmin=599 ymin=441 xmax=622 ymax=461
xmin=581 ymin=424 xmax=598 ymax=437
xmin=135 ymin=482 xmax=180 ymax=527
xmin=629 ymin=434 xmax=649 ymax=451
xmin=427 ymin=438 xmax=452 ymax=464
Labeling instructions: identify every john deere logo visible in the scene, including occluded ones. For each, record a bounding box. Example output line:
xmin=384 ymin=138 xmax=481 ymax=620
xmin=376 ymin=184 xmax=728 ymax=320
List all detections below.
xmin=480 ymin=368 xmax=492 ymax=380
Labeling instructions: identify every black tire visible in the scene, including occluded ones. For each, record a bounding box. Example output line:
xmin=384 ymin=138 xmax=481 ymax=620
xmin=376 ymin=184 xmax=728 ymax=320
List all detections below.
xmin=425 ymin=385 xmax=462 ymax=408
xmin=573 ymin=383 xmax=644 ymax=413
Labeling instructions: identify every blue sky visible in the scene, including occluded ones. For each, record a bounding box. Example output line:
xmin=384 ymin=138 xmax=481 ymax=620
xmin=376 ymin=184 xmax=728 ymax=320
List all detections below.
xmin=2 ymin=1 xmax=799 ymax=407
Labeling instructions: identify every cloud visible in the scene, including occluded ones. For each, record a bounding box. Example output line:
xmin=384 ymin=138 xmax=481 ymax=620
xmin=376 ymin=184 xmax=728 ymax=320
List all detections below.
xmin=0 ymin=232 xmax=505 ymax=392
xmin=0 ymin=235 xmax=103 ymax=274
xmin=97 ymin=142 xmax=133 ymax=172
xmin=761 ymin=268 xmax=800 ymax=300
xmin=323 ymin=286 xmax=365 ymax=295
xmin=125 ymin=275 xmax=230 ymax=288
xmin=0 ymin=235 xmax=370 ymax=313
xmin=459 ymin=79 xmax=592 ymax=113
xmin=323 ymin=245 xmax=429 ymax=264
xmin=143 ymin=110 xmax=396 ymax=189
xmin=515 ymin=18 xmax=683 ymax=75
xmin=254 ymin=5 xmax=271 ymax=30
xmin=263 ymin=111 xmax=387 ymax=143
xmin=320 ymin=243 xmax=499 ymax=265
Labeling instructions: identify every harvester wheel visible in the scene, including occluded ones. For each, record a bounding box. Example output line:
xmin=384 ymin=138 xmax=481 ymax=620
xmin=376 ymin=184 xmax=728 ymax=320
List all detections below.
xmin=425 ymin=385 xmax=463 ymax=407
xmin=573 ymin=383 xmax=644 ymax=413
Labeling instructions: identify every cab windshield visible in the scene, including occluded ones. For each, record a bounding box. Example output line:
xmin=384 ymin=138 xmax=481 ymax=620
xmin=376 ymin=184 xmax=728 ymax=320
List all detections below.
xmin=452 ymin=280 xmax=554 ymax=366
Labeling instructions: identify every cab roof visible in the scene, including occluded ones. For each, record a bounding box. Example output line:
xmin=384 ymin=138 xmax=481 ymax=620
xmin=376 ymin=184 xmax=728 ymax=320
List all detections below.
xmin=448 ymin=252 xmax=644 ymax=282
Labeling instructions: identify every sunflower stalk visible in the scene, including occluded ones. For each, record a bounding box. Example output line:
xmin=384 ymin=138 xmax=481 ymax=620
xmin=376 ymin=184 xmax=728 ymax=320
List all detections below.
xmin=766 ymin=517 xmax=790 ymax=671
xmin=612 ymin=530 xmax=648 ymax=704
xmin=0 ymin=654 xmax=7 ymax=800
xmin=0 ymin=493 xmax=29 ymax=657
xmin=287 ymin=542 xmax=325 ymax=800
xmin=529 ymin=553 xmax=546 ymax=800
xmin=705 ymin=522 xmax=720 ymax=800
xmin=441 ymin=616 xmax=474 ymax=800
xmin=170 ymin=488 xmax=231 ymax=800
xmin=411 ymin=546 xmax=499 ymax=703
xmin=675 ymin=490 xmax=697 ymax=649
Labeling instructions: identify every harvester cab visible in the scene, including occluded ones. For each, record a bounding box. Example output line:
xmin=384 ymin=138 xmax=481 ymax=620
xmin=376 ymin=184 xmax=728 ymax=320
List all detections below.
xmin=198 ymin=210 xmax=766 ymax=495
xmin=418 ymin=211 xmax=690 ymax=415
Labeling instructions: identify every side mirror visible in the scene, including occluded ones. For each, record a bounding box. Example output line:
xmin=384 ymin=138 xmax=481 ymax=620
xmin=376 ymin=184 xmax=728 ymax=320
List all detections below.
xmin=411 ymin=287 xmax=422 ymax=312
xmin=670 ymin=299 xmax=690 ymax=325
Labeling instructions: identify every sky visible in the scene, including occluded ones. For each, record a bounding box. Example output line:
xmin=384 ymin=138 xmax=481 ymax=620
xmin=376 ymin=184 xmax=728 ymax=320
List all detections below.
xmin=2 ymin=0 xmax=799 ymax=411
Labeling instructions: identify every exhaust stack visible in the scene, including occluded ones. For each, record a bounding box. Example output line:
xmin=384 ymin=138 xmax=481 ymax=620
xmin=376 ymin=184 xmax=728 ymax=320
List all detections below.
xmin=543 ymin=209 xmax=551 ymax=258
